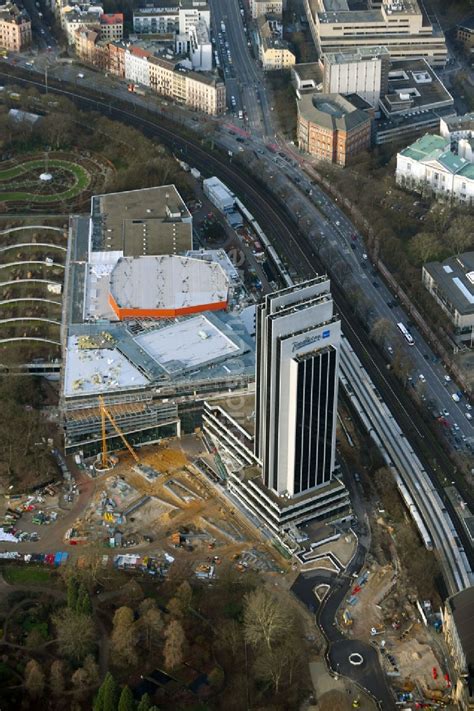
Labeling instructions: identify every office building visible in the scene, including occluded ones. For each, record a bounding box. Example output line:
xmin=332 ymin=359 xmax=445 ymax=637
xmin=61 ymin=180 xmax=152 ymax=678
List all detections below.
xmin=422 ymin=253 xmax=474 ymax=347
xmin=204 ymin=279 xmax=350 ymax=533
xmin=375 ymin=57 xmax=454 ymax=144
xmin=0 ymin=2 xmax=31 ymax=51
xmin=297 ymin=92 xmax=371 ymax=165
xmin=305 ymin=0 xmax=447 ymax=67
xmin=255 ymin=278 xmax=340 ymax=495
xmin=176 ymin=17 xmax=212 ymax=71
xmin=322 ymin=46 xmax=390 ymax=107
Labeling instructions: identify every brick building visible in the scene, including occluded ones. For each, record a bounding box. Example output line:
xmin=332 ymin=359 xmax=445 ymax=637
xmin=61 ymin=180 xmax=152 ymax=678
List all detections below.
xmin=297 ymin=93 xmax=371 ymax=166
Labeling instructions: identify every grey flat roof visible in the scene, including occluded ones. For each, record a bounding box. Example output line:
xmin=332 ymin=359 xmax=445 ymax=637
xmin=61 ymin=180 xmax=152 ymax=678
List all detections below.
xmin=298 ymin=92 xmax=370 ymax=131
xmin=292 ymin=62 xmax=323 ymax=82
xmin=424 ymin=252 xmax=474 ymax=316
xmin=324 ymin=46 xmax=389 ymax=65
xmin=91 ymin=185 xmax=192 ymax=257
xmin=380 ymin=58 xmax=453 ymax=117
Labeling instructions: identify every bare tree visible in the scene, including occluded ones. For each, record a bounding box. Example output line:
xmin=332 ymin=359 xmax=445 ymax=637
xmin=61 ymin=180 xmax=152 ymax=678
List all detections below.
xmin=370 ymin=317 xmax=394 ymax=347
xmin=138 ymin=604 xmax=163 ymax=651
xmin=243 ymin=588 xmax=292 ymax=651
xmin=409 ymin=232 xmax=442 ymax=264
xmin=111 ymin=606 xmax=138 ymax=667
xmin=254 ymin=640 xmax=295 ymax=694
xmin=163 ymin=619 xmax=186 ymax=670
xmin=215 ymin=619 xmax=243 ymax=657
xmin=71 ymin=667 xmax=90 ymax=700
xmin=24 ymin=659 xmax=45 ymax=698
xmin=49 ymin=659 xmax=66 ymax=698
xmin=447 ymin=216 xmax=474 ymax=254
xmin=167 ymin=580 xmax=193 ymax=619
xmin=52 ymin=608 xmax=97 ymax=663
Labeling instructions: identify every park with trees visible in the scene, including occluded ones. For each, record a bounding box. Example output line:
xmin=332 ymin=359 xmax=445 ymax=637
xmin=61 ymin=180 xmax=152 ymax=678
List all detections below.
xmin=0 ymin=558 xmax=311 ymax=710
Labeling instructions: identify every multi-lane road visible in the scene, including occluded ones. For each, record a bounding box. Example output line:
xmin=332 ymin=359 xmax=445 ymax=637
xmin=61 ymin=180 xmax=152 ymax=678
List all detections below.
xmin=209 ymin=0 xmax=273 ymax=135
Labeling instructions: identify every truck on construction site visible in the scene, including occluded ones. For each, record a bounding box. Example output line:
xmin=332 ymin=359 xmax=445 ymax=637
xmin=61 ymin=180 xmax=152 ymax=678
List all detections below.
xmin=127 ymin=83 xmax=146 ymax=96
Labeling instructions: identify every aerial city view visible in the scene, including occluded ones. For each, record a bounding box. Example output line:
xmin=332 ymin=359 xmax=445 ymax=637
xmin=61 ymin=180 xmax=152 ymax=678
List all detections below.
xmin=0 ymin=0 xmax=473 ymax=707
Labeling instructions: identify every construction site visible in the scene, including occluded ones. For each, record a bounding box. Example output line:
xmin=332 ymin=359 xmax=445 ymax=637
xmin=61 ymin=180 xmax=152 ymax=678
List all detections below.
xmin=66 ymin=402 xmax=286 ymax=580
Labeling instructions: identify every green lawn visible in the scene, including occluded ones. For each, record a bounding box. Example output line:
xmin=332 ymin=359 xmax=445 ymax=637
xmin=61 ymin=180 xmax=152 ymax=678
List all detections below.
xmin=2 ymin=566 xmax=54 ymax=585
xmin=0 ymin=159 xmax=91 ymax=203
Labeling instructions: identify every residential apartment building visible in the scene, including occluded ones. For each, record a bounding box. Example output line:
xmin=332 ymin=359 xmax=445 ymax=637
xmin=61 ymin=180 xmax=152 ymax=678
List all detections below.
xmin=305 ymin=0 xmax=447 ymax=66
xmin=178 ymin=1 xmax=209 ymax=34
xmin=396 ymin=132 xmax=474 ymax=204
xmin=108 ymin=39 xmax=126 ymax=77
xmin=297 ymin=92 xmax=371 ymax=166
xmin=0 ymin=2 xmax=31 ymax=51
xmin=250 ymin=0 xmax=283 ymax=20
xmin=422 ymin=253 xmax=474 ymax=347
xmin=63 ymin=6 xmax=103 ymax=44
xmin=99 ymin=13 xmax=123 ymax=41
xmin=75 ymin=27 xmax=108 ymax=68
xmin=133 ymin=0 xmax=209 ymax=35
xmin=124 ymin=46 xmax=152 ymax=87
xmin=322 ymin=46 xmax=390 ymax=107
xmin=257 ymin=16 xmax=295 ymax=71
xmin=147 ymin=54 xmax=225 ymax=114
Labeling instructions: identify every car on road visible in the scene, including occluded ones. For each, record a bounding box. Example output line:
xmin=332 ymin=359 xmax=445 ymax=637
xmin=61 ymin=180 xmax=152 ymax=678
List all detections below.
xmin=452 ymin=393 xmax=461 ymax=402
xmin=466 ymin=413 xmax=472 ymax=421
xmin=77 ymin=73 xmax=84 ymax=78
xmin=362 ymin=253 xmax=368 ymax=260
xmin=444 ymin=375 xmax=451 ymax=382
xmin=419 ymin=374 xmax=426 ymax=383
xmin=442 ymin=409 xmax=449 ymax=417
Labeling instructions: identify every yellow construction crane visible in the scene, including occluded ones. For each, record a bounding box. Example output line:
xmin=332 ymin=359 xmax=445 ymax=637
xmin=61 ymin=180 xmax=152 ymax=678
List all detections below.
xmin=98 ymin=395 xmax=140 ymax=469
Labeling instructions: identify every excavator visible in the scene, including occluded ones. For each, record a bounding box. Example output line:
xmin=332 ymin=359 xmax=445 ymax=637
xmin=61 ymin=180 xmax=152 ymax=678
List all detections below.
xmin=96 ymin=395 xmax=140 ymax=470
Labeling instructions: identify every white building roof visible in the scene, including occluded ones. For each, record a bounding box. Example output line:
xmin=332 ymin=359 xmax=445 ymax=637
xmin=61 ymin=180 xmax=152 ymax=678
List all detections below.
xmin=109 ymin=254 xmax=229 ymax=311
xmin=64 ymin=335 xmax=149 ymax=396
xmin=134 ymin=314 xmax=240 ymax=373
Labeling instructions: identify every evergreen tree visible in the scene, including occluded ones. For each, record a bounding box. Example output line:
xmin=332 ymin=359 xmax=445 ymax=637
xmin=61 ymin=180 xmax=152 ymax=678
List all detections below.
xmin=118 ymin=685 xmax=135 ymax=711
xmin=102 ymin=672 xmax=119 ymax=711
xmin=94 ymin=672 xmax=118 ymax=711
xmin=67 ymin=576 xmax=78 ymax=609
xmin=76 ymin=583 xmax=92 ymax=615
xmin=137 ymin=693 xmax=151 ymax=711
